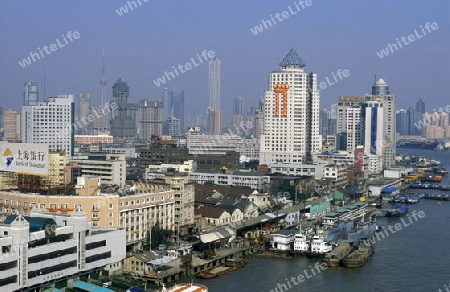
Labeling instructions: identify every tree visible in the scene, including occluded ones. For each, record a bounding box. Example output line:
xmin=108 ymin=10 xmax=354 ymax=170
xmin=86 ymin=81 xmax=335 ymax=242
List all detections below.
xmin=145 ymin=224 xmax=173 ymax=250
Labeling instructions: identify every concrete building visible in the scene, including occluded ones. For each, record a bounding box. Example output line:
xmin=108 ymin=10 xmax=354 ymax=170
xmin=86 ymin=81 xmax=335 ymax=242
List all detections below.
xmin=207 ymin=55 xmax=221 ymax=134
xmin=260 ymin=48 xmax=320 ymax=165
xmin=206 ymin=107 xmax=221 ymax=135
xmin=77 ymin=93 xmax=91 ymax=135
xmin=74 ymin=135 xmax=114 ymax=145
xmin=23 ymin=82 xmax=38 ymax=106
xmin=111 ymin=78 xmax=138 ymax=139
xmin=138 ymin=99 xmax=163 ymax=140
xmin=144 ymin=160 xmax=197 ymax=177
xmin=69 ymin=154 xmax=126 ymax=187
xmin=189 ymin=170 xmax=270 ymax=190
xmin=0 ymin=207 xmax=125 ymax=291
xmin=336 ymin=96 xmax=364 ymax=151
xmin=187 ymin=130 xmax=242 ymax=155
xmin=22 ymin=95 xmax=75 ymax=157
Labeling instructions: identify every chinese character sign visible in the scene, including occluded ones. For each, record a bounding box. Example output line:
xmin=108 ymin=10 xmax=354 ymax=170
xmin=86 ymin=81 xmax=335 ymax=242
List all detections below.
xmin=0 ymin=142 xmax=49 ymax=175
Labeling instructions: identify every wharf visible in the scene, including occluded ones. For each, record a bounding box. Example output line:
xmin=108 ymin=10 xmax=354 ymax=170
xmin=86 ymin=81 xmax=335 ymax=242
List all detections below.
xmin=133 ymin=243 xmax=263 ymax=285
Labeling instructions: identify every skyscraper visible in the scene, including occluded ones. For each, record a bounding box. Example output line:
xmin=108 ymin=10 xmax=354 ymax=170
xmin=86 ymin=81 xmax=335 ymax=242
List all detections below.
xmin=78 ymin=93 xmax=91 ymax=135
xmin=361 ymin=99 xmax=384 ymax=157
xmin=207 ymin=55 xmax=221 ymax=134
xmin=234 ymin=96 xmax=244 ymax=115
xmin=162 ymin=88 xmax=173 ymax=117
xmin=231 ymin=96 xmax=245 ymax=136
xmin=259 ymin=48 xmax=320 ymax=165
xmin=416 ymin=98 xmax=425 ymax=114
xmin=138 ymin=99 xmax=163 ymax=140
xmin=364 ymin=78 xmax=397 ymax=169
xmin=336 ymin=96 xmax=365 ymax=151
xmin=111 ymin=78 xmax=138 ymax=139
xmin=22 ymin=95 xmax=74 ymax=156
xmin=173 ymin=90 xmax=185 ymax=132
xmin=24 ymin=82 xmax=38 ymax=106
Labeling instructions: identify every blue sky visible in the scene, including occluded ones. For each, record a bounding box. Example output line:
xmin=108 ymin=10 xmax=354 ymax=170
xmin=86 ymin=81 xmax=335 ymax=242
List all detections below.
xmin=1 ymin=0 xmax=449 ymax=122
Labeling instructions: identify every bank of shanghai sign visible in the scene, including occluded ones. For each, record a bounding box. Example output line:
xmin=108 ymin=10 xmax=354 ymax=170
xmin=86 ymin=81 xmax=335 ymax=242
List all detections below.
xmin=0 ymin=143 xmax=48 ymax=175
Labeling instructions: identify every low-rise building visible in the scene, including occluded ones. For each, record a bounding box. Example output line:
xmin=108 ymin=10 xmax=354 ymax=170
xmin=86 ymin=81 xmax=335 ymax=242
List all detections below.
xmin=0 ymin=207 xmax=125 ymax=291
xmin=189 ymin=171 xmax=270 ymax=190
xmin=271 ymin=229 xmax=297 ymax=250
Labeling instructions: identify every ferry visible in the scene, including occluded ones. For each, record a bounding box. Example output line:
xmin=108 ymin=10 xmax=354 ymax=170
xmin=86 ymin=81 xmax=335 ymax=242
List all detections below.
xmin=305 ymin=235 xmax=333 ymax=258
xmin=293 ymin=232 xmax=310 ymax=254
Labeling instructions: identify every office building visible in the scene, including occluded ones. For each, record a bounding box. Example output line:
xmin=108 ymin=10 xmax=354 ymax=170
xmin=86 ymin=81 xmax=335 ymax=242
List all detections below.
xmin=78 ymin=93 xmax=91 ymax=135
xmin=416 ymin=98 xmax=425 ymax=114
xmin=138 ymin=99 xmax=163 ymax=140
xmin=24 ymin=82 xmax=38 ymax=106
xmin=111 ymin=78 xmax=137 ymax=139
xmin=364 ymin=79 xmax=397 ymax=169
xmin=3 ymin=109 xmax=21 ymax=142
xmin=21 ymin=95 xmax=75 ymax=157
xmin=207 ymin=55 xmax=221 ymax=134
xmin=259 ymin=48 xmax=320 ymax=165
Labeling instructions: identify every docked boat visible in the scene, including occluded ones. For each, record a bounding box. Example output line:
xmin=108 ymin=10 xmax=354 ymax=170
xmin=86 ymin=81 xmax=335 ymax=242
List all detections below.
xmin=305 ymin=235 xmax=333 ymax=258
xmin=161 ymin=283 xmax=208 ymax=292
xmin=385 ymin=205 xmax=408 ymax=217
xmin=293 ymin=232 xmax=310 ymax=254
xmin=341 ymin=245 xmax=374 ymax=268
xmin=322 ymin=241 xmax=354 ymax=267
xmin=195 ymin=258 xmax=246 ymax=279
xmin=345 ymin=220 xmax=377 ymax=244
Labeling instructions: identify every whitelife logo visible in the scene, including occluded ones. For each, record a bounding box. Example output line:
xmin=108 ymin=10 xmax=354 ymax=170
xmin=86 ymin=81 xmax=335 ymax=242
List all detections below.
xmin=376 ymin=22 xmax=438 ymax=59
xmin=18 ymin=31 xmax=81 ymax=68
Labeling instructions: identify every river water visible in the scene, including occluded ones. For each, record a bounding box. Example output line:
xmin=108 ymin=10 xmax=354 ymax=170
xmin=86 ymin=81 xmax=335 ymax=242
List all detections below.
xmin=192 ymin=149 xmax=450 ymax=292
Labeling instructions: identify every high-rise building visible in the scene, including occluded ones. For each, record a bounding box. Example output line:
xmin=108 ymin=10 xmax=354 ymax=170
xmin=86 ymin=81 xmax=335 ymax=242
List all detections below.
xmin=22 ymin=95 xmax=74 ymax=156
xmin=24 ymin=82 xmax=38 ymax=106
xmin=78 ymin=93 xmax=91 ymax=135
xmin=163 ymin=117 xmax=181 ymax=136
xmin=206 ymin=107 xmax=221 ymax=135
xmin=396 ymin=107 xmax=422 ymax=136
xmin=173 ymin=90 xmax=185 ymax=132
xmin=259 ymin=48 xmax=320 ymax=165
xmin=416 ymin=98 xmax=425 ymax=114
xmin=344 ymin=104 xmax=363 ymax=152
xmin=0 ymin=106 xmax=3 ymax=140
xmin=138 ymin=99 xmax=163 ymax=139
xmin=361 ymin=99 xmax=384 ymax=157
xmin=3 ymin=109 xmax=21 ymax=142
xmin=364 ymin=78 xmax=397 ymax=169
xmin=162 ymin=88 xmax=173 ymax=117
xmin=111 ymin=78 xmax=137 ymax=139
xmin=207 ymin=55 xmax=221 ymax=134
xmin=234 ymin=96 xmax=244 ymax=115
xmin=336 ymin=96 xmax=364 ymax=151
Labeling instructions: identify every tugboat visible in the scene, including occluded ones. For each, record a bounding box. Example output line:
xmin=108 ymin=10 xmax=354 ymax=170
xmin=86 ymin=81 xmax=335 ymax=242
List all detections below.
xmin=385 ymin=204 xmax=408 ymax=217
xmin=341 ymin=245 xmax=374 ymax=268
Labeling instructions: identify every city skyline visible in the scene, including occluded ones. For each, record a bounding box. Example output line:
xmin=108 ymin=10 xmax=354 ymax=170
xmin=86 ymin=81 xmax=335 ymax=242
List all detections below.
xmin=1 ymin=1 xmax=448 ymax=120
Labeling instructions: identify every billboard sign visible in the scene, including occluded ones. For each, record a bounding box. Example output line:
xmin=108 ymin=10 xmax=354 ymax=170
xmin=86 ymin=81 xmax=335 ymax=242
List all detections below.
xmin=0 ymin=142 xmax=48 ymax=175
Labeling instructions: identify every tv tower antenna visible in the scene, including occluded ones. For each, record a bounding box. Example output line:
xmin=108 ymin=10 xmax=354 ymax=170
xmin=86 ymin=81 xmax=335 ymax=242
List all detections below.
xmin=100 ymin=46 xmax=108 ymax=107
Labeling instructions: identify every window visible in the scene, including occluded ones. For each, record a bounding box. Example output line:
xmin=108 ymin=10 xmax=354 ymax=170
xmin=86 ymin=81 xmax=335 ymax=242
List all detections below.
xmin=93 ymin=204 xmax=100 ymax=211
xmin=108 ymin=203 xmax=113 ymax=209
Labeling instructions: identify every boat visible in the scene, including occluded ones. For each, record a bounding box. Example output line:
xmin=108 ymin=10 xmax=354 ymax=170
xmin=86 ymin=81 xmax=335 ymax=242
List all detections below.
xmin=345 ymin=219 xmax=377 ymax=244
xmin=195 ymin=258 xmax=246 ymax=279
xmin=341 ymin=245 xmax=374 ymax=268
xmin=305 ymin=235 xmax=333 ymax=258
xmin=161 ymin=283 xmax=208 ymax=292
xmin=322 ymin=241 xmax=354 ymax=267
xmin=293 ymin=232 xmax=310 ymax=254
xmin=385 ymin=205 xmax=408 ymax=217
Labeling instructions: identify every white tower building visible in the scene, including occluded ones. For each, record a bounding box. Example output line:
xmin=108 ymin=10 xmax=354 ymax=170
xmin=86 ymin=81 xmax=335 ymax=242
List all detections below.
xmin=22 ymin=95 xmax=75 ymax=157
xmin=259 ymin=48 xmax=320 ymax=165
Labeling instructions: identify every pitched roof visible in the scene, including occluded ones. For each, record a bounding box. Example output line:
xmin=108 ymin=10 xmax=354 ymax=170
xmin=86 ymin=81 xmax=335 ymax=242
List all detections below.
xmin=195 ymin=206 xmax=230 ymax=218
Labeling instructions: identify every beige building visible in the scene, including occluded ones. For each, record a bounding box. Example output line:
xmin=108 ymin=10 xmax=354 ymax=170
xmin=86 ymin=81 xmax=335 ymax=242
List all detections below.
xmin=0 ymin=177 xmax=177 ymax=245
xmin=164 ymin=173 xmax=195 ymax=235
xmin=3 ymin=109 xmax=21 ymax=142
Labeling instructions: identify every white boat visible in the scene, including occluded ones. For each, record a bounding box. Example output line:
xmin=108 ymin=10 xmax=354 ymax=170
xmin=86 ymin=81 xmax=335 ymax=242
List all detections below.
xmin=162 ymin=283 xmax=208 ymax=292
xmin=293 ymin=233 xmax=310 ymax=253
xmin=305 ymin=235 xmax=332 ymax=258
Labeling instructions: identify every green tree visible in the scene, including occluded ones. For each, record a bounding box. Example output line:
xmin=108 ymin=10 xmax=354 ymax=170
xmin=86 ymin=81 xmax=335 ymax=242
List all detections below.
xmin=145 ymin=224 xmax=173 ymax=250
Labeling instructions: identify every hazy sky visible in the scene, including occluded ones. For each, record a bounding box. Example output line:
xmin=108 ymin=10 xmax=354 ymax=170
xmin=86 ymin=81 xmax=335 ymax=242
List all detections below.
xmin=1 ymin=0 xmax=449 ymax=122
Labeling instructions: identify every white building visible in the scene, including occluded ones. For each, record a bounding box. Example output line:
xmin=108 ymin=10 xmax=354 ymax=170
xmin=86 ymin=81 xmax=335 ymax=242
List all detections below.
xmin=22 ymin=95 xmax=75 ymax=157
xmin=260 ymin=48 xmax=320 ymax=165
xmin=0 ymin=207 xmax=125 ymax=291
xmin=187 ymin=130 xmax=241 ymax=155
xmin=364 ymin=79 xmax=397 ymax=169
xmin=145 ymin=160 xmax=197 ymax=177
xmin=237 ymin=138 xmax=260 ymax=162
xmin=336 ymin=96 xmax=364 ymax=151
xmin=70 ymin=154 xmax=126 ymax=187
xmin=188 ymin=171 xmax=270 ymax=190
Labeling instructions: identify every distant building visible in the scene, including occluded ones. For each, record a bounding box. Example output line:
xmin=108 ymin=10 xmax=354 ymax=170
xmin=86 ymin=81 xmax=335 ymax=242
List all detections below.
xmin=23 ymin=82 xmax=38 ymax=106
xmin=78 ymin=93 xmax=91 ymax=135
xmin=75 ymin=135 xmax=113 ymax=145
xmin=416 ymin=98 xmax=425 ymax=114
xmin=138 ymin=99 xmax=163 ymax=140
xmin=111 ymin=78 xmax=138 ymax=139
xmin=163 ymin=117 xmax=181 ymax=136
